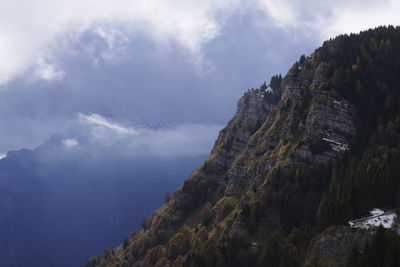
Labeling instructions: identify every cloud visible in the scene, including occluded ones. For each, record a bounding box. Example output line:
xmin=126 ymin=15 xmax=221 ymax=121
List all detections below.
xmin=1 ymin=0 xmax=399 ymax=157
xmin=325 ymin=0 xmax=400 ymax=39
xmin=2 ymin=0 xmax=399 ymax=86
xmin=0 ymin=0 xmax=243 ymax=85
xmin=62 ymin=138 xmax=79 ymax=148
xmin=75 ymin=113 xmax=221 ymax=157
xmin=78 ymin=113 xmax=137 ymax=136
xmin=33 ymin=59 xmax=65 ymax=81
xmin=136 ymin=123 xmax=222 ymax=156
xmin=257 ymin=0 xmax=400 ymax=40
xmin=0 ymin=9 xmax=311 ymax=155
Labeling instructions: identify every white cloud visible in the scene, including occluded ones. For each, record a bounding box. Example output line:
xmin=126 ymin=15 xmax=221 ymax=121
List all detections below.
xmin=62 ymin=138 xmax=79 ymax=148
xmin=136 ymin=124 xmax=222 ymax=156
xmin=78 ymin=113 xmax=137 ymax=136
xmin=33 ymin=59 xmax=65 ymax=81
xmin=324 ymin=0 xmax=400 ymax=39
xmin=0 ymin=0 xmax=242 ymax=85
xmin=93 ymin=27 xmax=129 ymax=63
xmin=0 ymin=153 xmax=6 ymax=159
xmin=76 ymin=112 xmax=221 ymax=156
xmin=257 ymin=0 xmax=299 ymax=27
xmin=257 ymin=0 xmax=400 ymax=40
xmin=1 ymin=0 xmax=399 ymax=86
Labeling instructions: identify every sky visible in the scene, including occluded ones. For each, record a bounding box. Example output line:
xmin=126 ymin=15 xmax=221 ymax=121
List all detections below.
xmin=1 ymin=0 xmax=400 ymax=156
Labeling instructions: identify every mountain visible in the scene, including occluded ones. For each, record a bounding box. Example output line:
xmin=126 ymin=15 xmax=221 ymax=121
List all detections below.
xmin=0 ymin=139 xmax=205 ymax=267
xmin=84 ymin=26 xmax=400 ymax=267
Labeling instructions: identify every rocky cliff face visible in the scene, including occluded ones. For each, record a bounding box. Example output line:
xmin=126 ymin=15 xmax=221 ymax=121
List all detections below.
xmin=84 ymin=27 xmax=400 ymax=267
xmin=208 ymin=57 xmax=356 ymax=199
xmin=85 ymin=56 xmax=357 ymax=267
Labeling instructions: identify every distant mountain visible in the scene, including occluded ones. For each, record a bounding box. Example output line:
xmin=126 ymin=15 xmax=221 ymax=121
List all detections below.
xmin=84 ymin=26 xmax=400 ymax=267
xmin=0 ymin=138 xmax=206 ymax=267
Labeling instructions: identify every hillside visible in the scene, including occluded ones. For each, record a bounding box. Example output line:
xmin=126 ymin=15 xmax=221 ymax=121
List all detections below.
xmin=83 ymin=26 xmax=400 ymax=267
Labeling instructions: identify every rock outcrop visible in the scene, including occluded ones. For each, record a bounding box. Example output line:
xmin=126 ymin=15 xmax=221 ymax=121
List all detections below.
xmin=207 ymin=56 xmax=357 ymax=199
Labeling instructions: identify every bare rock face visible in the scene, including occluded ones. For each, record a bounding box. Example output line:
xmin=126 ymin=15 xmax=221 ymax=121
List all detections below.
xmin=207 ymin=56 xmax=357 ymax=196
xmin=209 ymin=89 xmax=273 ymax=170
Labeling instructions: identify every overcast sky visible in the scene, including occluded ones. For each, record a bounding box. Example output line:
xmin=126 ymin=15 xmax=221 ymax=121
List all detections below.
xmin=1 ymin=0 xmax=400 ymax=155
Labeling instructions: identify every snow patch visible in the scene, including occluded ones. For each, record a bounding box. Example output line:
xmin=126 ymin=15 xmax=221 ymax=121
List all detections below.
xmin=349 ymin=208 xmax=398 ymax=230
xmin=370 ymin=208 xmax=385 ymax=216
xmin=0 ymin=153 xmax=6 ymax=159
xmin=363 ymin=213 xmax=396 ymax=228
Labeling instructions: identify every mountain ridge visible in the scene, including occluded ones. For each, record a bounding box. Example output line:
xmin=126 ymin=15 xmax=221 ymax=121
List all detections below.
xmin=84 ymin=26 xmax=400 ymax=267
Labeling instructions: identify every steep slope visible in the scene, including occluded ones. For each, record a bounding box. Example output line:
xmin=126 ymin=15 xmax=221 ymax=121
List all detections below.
xmin=84 ymin=26 xmax=400 ymax=267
